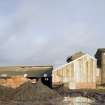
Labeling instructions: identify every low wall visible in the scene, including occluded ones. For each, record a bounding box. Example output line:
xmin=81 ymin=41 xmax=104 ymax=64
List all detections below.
xmin=76 ymin=83 xmax=96 ymax=89
xmin=0 ymin=76 xmax=30 ymax=88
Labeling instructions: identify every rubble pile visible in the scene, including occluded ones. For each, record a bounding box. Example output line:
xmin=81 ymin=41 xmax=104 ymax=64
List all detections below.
xmin=0 ymin=85 xmax=14 ymax=99
xmin=0 ymin=80 xmax=62 ymax=105
xmin=13 ymin=80 xmax=61 ymax=101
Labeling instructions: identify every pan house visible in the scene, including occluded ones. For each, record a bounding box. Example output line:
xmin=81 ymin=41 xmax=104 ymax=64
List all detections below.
xmin=52 ymin=52 xmax=96 ymax=89
xmin=95 ymin=48 xmax=105 ymax=85
xmin=0 ymin=66 xmax=53 ymax=88
xmin=0 ymin=49 xmax=104 ymax=90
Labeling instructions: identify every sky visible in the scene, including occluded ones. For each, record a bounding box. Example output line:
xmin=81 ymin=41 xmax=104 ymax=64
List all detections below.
xmin=0 ymin=0 xmax=105 ymax=67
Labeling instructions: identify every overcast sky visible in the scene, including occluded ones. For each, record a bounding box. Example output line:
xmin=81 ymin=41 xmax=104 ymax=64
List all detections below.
xmin=0 ymin=0 xmax=105 ymax=67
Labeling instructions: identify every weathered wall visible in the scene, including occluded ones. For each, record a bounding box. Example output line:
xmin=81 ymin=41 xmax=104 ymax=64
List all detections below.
xmin=96 ymin=68 xmax=101 ymax=85
xmin=95 ymin=49 xmax=105 ymax=85
xmin=101 ymin=53 xmax=105 ymax=84
xmin=52 ymin=55 xmax=96 ymax=89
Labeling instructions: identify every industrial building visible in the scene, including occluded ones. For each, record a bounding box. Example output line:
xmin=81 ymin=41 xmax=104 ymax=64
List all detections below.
xmin=0 ymin=66 xmax=53 ymax=88
xmin=0 ymin=48 xmax=105 ymax=89
xmin=52 ymin=52 xmax=96 ymax=89
xmin=95 ymin=48 xmax=105 ymax=85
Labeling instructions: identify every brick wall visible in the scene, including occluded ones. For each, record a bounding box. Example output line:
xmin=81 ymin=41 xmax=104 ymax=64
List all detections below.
xmin=0 ymin=76 xmax=30 ymax=88
xmin=76 ymin=83 xmax=96 ymax=89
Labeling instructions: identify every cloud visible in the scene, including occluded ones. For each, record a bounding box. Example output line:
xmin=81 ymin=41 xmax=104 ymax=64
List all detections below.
xmin=0 ymin=0 xmax=105 ymax=67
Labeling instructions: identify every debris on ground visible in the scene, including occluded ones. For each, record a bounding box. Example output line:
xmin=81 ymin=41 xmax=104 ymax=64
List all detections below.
xmin=54 ymin=85 xmax=69 ymax=96
xmin=0 ymin=81 xmax=105 ymax=105
xmin=13 ymin=80 xmax=61 ymax=101
xmin=0 ymin=85 xmax=14 ymax=100
xmin=0 ymin=80 xmax=63 ymax=105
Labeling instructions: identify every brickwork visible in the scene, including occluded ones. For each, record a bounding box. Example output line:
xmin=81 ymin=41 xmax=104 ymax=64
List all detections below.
xmin=0 ymin=76 xmax=30 ymax=88
xmin=76 ymin=83 xmax=96 ymax=89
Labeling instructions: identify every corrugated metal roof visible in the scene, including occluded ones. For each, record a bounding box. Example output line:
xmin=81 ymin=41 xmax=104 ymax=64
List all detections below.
xmin=0 ymin=66 xmax=53 ymax=78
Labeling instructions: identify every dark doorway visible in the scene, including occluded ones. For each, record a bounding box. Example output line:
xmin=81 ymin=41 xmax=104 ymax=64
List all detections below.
xmin=41 ymin=77 xmax=52 ymax=88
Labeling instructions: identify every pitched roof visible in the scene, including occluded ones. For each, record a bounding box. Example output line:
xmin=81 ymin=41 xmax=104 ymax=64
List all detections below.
xmin=66 ymin=51 xmax=85 ymax=63
xmin=54 ymin=53 xmax=96 ymax=72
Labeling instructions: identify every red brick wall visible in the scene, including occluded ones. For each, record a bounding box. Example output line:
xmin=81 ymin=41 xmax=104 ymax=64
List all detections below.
xmin=76 ymin=83 xmax=96 ymax=89
xmin=0 ymin=77 xmax=29 ymax=88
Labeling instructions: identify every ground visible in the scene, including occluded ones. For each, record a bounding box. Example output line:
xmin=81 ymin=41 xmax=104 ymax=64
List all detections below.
xmin=0 ymin=81 xmax=105 ymax=105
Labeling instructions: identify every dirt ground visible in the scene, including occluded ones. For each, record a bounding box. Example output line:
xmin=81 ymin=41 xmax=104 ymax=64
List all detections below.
xmin=0 ymin=80 xmax=63 ymax=105
xmin=0 ymin=81 xmax=105 ymax=105
xmin=55 ymin=86 xmax=105 ymax=105
xmin=68 ymin=90 xmax=105 ymax=105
